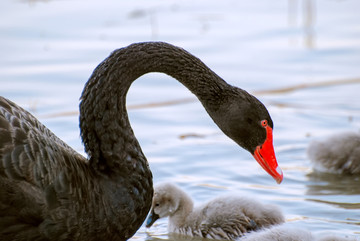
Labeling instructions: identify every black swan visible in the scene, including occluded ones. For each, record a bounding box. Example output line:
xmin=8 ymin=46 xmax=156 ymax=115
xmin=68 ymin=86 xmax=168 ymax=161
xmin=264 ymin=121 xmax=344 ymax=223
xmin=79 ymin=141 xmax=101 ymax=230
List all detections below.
xmin=0 ymin=42 xmax=283 ymax=240
xmin=145 ymin=182 xmax=284 ymax=240
xmin=307 ymin=132 xmax=360 ymax=174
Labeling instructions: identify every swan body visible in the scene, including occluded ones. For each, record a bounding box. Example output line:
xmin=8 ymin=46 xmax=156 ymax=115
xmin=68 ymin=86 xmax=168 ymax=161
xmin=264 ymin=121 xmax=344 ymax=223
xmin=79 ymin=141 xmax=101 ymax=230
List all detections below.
xmin=307 ymin=132 xmax=360 ymax=174
xmin=0 ymin=42 xmax=282 ymax=240
xmin=146 ymin=182 xmax=284 ymax=240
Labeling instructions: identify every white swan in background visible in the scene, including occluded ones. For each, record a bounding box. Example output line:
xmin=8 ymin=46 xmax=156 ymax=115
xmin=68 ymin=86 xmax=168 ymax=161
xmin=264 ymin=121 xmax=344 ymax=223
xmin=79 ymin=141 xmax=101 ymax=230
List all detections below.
xmin=307 ymin=131 xmax=360 ymax=174
xmin=145 ymin=182 xmax=284 ymax=240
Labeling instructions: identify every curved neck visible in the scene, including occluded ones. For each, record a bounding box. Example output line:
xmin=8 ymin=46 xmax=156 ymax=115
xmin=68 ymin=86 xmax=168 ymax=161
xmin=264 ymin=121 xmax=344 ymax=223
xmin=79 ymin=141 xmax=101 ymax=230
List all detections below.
xmin=170 ymin=191 xmax=194 ymax=228
xmin=79 ymin=42 xmax=228 ymax=172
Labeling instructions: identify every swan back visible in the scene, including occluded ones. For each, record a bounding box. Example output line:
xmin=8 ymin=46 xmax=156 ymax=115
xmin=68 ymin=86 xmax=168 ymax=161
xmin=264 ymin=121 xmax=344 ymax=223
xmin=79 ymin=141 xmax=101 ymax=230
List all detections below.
xmin=202 ymin=195 xmax=284 ymax=229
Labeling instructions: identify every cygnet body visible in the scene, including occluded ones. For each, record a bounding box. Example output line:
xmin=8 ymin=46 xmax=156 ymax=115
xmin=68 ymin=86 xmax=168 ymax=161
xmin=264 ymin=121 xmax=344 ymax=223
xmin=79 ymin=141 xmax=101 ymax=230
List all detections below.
xmin=307 ymin=132 xmax=360 ymax=174
xmin=239 ymin=224 xmax=359 ymax=241
xmin=146 ymin=182 xmax=284 ymax=240
xmin=239 ymin=225 xmax=313 ymax=241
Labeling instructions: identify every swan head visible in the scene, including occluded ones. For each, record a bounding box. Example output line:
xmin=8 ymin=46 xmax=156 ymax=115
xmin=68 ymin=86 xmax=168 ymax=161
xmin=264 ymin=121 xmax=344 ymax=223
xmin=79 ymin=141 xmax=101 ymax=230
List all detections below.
xmin=206 ymin=86 xmax=283 ymax=184
xmin=145 ymin=183 xmax=192 ymax=228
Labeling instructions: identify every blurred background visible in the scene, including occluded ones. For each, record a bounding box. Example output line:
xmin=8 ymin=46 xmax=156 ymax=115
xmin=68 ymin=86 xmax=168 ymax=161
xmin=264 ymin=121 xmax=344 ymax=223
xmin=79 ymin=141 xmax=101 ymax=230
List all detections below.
xmin=1 ymin=0 xmax=359 ymax=240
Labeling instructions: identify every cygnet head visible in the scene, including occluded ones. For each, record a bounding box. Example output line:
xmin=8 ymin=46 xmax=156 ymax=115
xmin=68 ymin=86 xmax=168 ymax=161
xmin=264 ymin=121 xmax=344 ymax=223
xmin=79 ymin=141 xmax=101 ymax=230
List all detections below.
xmin=145 ymin=183 xmax=193 ymax=228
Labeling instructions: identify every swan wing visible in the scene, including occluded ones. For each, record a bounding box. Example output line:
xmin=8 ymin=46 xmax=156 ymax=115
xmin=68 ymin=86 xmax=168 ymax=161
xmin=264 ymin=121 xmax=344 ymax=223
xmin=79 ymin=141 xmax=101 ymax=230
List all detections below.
xmin=0 ymin=96 xmax=87 ymax=239
xmin=199 ymin=215 xmax=257 ymax=240
xmin=0 ymin=97 xmax=85 ymax=185
xmin=197 ymin=203 xmax=258 ymax=240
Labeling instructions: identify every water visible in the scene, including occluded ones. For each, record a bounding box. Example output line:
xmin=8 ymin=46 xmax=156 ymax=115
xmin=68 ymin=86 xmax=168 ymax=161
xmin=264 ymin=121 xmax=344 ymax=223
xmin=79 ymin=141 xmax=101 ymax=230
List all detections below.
xmin=1 ymin=0 xmax=360 ymax=240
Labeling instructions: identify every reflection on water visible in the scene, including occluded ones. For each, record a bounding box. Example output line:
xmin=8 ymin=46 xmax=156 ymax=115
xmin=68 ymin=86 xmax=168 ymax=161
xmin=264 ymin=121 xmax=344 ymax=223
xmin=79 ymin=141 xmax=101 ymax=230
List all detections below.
xmin=288 ymin=0 xmax=316 ymax=48
xmin=306 ymin=172 xmax=360 ymax=196
xmin=306 ymin=198 xmax=360 ymax=210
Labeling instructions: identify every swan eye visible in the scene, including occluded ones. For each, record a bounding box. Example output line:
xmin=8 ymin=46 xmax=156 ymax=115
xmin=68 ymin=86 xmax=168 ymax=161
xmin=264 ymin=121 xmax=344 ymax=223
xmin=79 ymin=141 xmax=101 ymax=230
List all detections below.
xmin=155 ymin=203 xmax=160 ymax=207
xmin=261 ymin=120 xmax=268 ymax=127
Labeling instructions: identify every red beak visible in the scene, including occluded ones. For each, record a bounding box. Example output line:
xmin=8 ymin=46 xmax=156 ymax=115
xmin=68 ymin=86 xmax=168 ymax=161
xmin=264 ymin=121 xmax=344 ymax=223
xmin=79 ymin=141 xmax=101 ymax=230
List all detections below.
xmin=252 ymin=125 xmax=283 ymax=184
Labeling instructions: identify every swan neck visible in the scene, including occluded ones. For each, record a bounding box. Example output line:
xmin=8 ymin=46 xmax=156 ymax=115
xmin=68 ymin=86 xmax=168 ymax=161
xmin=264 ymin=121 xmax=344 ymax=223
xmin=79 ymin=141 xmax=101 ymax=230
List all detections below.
xmin=169 ymin=190 xmax=194 ymax=228
xmin=79 ymin=42 xmax=227 ymax=172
